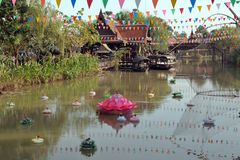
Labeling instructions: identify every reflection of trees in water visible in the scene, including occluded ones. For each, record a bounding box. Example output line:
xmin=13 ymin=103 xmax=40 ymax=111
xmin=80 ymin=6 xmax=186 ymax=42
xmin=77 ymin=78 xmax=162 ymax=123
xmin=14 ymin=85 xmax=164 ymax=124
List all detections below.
xmin=213 ymin=69 xmax=240 ymax=89
xmin=97 ymin=71 xmax=172 ymax=114
xmin=178 ymin=60 xmax=226 ymax=89
xmin=0 ymin=141 xmax=49 ymax=160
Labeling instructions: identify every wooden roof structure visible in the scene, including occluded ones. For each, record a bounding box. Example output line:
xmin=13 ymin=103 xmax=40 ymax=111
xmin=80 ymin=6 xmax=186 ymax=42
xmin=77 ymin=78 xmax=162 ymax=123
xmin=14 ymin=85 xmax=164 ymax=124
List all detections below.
xmin=115 ymin=24 xmax=149 ymax=44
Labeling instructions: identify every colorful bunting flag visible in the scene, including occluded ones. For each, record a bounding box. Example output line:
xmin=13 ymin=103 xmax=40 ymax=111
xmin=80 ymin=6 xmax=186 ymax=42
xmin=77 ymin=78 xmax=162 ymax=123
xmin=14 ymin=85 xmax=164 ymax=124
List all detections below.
xmin=56 ymin=0 xmax=61 ymax=8
xmin=171 ymin=8 xmax=175 ymax=15
xmin=171 ymin=0 xmax=177 ymax=8
xmin=135 ymin=0 xmax=141 ymax=9
xmin=129 ymin=12 xmax=133 ymax=19
xmin=197 ymin=6 xmax=202 ymax=12
xmin=216 ymin=3 xmax=221 ymax=9
xmin=87 ymin=0 xmax=93 ymax=8
xmin=190 ymin=0 xmax=196 ymax=7
xmin=225 ymin=2 xmax=231 ymax=8
xmin=211 ymin=0 xmax=214 ymax=4
xmin=179 ymin=8 xmax=184 ymax=14
xmin=152 ymin=0 xmax=158 ymax=9
xmin=230 ymin=0 xmax=236 ymax=6
xmin=88 ymin=15 xmax=92 ymax=21
xmin=119 ymin=0 xmax=125 ymax=8
xmin=41 ymin=0 xmax=45 ymax=7
xmin=103 ymin=0 xmax=108 ymax=8
xmin=12 ymin=0 xmax=16 ymax=6
xmin=71 ymin=0 xmax=76 ymax=8
xmin=162 ymin=9 xmax=166 ymax=16
xmin=188 ymin=7 xmax=193 ymax=13
xmin=207 ymin=4 xmax=211 ymax=11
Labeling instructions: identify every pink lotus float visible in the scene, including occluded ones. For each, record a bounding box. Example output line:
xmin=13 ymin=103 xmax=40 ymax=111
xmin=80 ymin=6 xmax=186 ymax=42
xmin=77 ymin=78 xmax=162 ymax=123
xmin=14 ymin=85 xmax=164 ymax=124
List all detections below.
xmin=97 ymin=94 xmax=137 ymax=114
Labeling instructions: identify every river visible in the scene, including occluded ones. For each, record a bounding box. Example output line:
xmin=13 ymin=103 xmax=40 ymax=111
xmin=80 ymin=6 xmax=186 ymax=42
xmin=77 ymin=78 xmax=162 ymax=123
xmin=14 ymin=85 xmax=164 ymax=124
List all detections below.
xmin=1 ymin=59 xmax=240 ymax=160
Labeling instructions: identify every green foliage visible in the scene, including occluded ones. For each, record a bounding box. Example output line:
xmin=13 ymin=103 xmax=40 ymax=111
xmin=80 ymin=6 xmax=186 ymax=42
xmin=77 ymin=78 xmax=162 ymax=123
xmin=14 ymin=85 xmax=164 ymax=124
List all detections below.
xmin=0 ymin=0 xmax=30 ymax=57
xmin=62 ymin=22 xmax=100 ymax=53
xmin=0 ymin=55 xmax=99 ymax=85
xmin=195 ymin=25 xmax=209 ymax=38
xmin=214 ymin=27 xmax=240 ymax=49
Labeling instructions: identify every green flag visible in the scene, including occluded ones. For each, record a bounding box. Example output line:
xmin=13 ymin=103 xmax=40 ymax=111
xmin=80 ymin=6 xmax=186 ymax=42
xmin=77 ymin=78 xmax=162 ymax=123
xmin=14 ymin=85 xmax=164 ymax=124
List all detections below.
xmin=171 ymin=9 xmax=175 ymax=15
xmin=231 ymin=0 xmax=236 ymax=6
xmin=103 ymin=0 xmax=108 ymax=8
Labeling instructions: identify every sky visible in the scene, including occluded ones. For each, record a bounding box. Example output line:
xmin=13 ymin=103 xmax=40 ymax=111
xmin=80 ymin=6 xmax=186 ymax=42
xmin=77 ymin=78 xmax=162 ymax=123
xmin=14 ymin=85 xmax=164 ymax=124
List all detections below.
xmin=47 ymin=0 xmax=240 ymax=34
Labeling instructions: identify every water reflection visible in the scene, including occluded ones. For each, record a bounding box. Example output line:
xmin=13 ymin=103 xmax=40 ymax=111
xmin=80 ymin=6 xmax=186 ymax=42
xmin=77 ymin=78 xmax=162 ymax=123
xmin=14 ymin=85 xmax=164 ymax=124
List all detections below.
xmin=1 ymin=60 xmax=240 ymax=160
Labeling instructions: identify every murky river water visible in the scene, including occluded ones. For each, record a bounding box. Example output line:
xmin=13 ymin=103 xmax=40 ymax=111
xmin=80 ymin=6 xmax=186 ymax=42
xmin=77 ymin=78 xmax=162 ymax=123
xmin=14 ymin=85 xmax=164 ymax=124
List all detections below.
xmin=1 ymin=60 xmax=240 ymax=160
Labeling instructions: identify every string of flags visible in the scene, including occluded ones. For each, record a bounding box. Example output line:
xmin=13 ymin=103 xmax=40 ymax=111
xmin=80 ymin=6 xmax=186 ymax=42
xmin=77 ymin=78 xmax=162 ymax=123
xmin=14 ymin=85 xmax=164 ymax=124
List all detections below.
xmin=51 ymin=144 xmax=240 ymax=159
xmin=1 ymin=0 xmax=239 ymax=13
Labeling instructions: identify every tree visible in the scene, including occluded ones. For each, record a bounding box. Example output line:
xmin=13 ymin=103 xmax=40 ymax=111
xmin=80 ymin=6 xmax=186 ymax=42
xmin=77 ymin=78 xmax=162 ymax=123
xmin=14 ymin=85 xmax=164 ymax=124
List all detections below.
xmin=195 ymin=25 xmax=209 ymax=38
xmin=0 ymin=0 xmax=30 ymax=65
xmin=62 ymin=21 xmax=100 ymax=56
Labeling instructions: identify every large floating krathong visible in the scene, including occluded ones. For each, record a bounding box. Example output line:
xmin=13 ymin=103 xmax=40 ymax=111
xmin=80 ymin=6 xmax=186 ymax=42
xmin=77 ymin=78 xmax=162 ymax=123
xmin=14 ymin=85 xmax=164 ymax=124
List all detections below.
xmin=97 ymin=94 xmax=136 ymax=114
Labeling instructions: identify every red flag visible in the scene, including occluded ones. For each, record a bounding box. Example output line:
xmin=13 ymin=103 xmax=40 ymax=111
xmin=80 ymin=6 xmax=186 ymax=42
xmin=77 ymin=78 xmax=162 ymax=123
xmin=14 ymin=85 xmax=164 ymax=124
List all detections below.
xmin=180 ymin=8 xmax=184 ymax=14
xmin=41 ymin=0 xmax=45 ymax=6
xmin=87 ymin=0 xmax=93 ymax=8
xmin=211 ymin=0 xmax=214 ymax=4
xmin=207 ymin=4 xmax=211 ymax=11
xmin=152 ymin=0 xmax=158 ymax=9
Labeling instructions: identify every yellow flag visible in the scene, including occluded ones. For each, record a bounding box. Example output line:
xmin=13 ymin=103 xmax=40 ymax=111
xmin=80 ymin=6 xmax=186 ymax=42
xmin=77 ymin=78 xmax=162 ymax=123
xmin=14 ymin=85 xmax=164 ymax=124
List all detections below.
xmin=36 ymin=17 xmax=41 ymax=23
xmin=197 ymin=6 xmax=202 ymax=12
xmin=88 ymin=15 xmax=92 ymax=21
xmin=56 ymin=0 xmax=61 ymax=8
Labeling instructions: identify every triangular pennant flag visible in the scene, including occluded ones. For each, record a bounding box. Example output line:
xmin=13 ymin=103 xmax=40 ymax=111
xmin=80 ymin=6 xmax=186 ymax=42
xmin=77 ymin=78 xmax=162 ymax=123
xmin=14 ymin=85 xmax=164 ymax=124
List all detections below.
xmin=197 ymin=6 xmax=202 ymax=12
xmin=152 ymin=0 xmax=158 ymax=9
xmin=225 ymin=2 xmax=231 ymax=8
xmin=41 ymin=0 xmax=45 ymax=7
xmin=171 ymin=0 xmax=177 ymax=8
xmin=56 ymin=0 xmax=61 ymax=8
xmin=87 ymin=0 xmax=93 ymax=8
xmin=211 ymin=0 xmax=214 ymax=4
xmin=188 ymin=7 xmax=193 ymax=13
xmin=171 ymin=8 xmax=175 ymax=15
xmin=102 ymin=0 xmax=108 ymax=8
xmin=216 ymin=3 xmax=221 ymax=9
xmin=71 ymin=0 xmax=76 ymax=8
xmin=88 ymin=15 xmax=92 ymax=21
xmin=162 ymin=9 xmax=166 ymax=16
xmin=195 ymin=18 xmax=198 ymax=22
xmin=179 ymin=8 xmax=184 ymax=14
xmin=207 ymin=4 xmax=211 ymax=11
xmin=12 ymin=0 xmax=16 ymax=6
xmin=190 ymin=0 xmax=196 ymax=7
xmin=135 ymin=0 xmax=141 ymax=8
xmin=230 ymin=0 xmax=236 ymax=6
xmin=119 ymin=0 xmax=125 ymax=8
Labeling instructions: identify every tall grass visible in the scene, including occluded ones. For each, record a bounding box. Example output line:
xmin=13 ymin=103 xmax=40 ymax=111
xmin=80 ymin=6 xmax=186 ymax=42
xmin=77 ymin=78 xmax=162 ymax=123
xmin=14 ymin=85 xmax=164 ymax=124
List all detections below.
xmin=0 ymin=54 xmax=99 ymax=88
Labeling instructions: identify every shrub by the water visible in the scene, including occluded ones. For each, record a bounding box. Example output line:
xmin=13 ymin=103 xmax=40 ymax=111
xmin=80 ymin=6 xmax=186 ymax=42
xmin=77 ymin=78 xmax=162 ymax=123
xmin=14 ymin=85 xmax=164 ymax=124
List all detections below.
xmin=0 ymin=54 xmax=99 ymax=89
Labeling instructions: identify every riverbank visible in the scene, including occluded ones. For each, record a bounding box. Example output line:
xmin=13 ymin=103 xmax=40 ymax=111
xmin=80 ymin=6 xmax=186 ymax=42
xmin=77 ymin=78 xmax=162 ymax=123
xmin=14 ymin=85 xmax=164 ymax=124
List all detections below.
xmin=0 ymin=55 xmax=100 ymax=94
